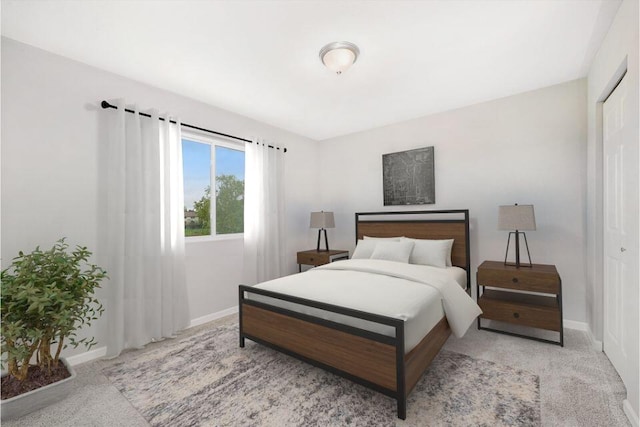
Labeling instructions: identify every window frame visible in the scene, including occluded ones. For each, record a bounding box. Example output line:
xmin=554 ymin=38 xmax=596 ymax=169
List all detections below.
xmin=182 ymin=129 xmax=245 ymax=241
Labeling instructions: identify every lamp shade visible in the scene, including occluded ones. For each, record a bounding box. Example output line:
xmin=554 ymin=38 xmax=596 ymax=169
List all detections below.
xmin=310 ymin=211 xmax=335 ymax=229
xmin=498 ymin=205 xmax=536 ymax=231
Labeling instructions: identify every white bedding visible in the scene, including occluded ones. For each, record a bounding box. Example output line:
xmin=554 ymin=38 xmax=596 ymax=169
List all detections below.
xmin=445 ymin=266 xmax=467 ymax=289
xmin=250 ymin=259 xmax=481 ymax=353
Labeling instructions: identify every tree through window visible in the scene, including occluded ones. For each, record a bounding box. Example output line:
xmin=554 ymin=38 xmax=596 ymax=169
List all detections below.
xmin=182 ymin=136 xmax=244 ymax=237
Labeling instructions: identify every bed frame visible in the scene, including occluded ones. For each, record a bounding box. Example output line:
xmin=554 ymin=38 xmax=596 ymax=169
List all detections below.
xmin=238 ymin=209 xmax=470 ymax=419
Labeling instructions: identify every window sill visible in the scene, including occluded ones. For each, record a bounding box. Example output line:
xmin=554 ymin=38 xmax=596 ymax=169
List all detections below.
xmin=186 ymin=234 xmax=244 ymax=244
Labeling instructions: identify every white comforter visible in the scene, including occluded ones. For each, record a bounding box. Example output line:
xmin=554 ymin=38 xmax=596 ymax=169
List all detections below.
xmin=252 ymin=259 xmax=482 ymax=351
xmin=316 ymin=259 xmax=482 ymax=338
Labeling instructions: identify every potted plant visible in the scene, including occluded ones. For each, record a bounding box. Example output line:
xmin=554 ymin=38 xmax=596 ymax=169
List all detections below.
xmin=1 ymin=239 xmax=107 ymax=420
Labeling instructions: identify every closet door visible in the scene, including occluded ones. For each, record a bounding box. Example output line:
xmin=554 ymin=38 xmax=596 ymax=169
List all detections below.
xmin=602 ymin=74 xmax=638 ymax=394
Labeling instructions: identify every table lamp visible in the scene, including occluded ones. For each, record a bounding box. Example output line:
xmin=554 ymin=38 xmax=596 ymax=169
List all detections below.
xmin=310 ymin=211 xmax=335 ymax=251
xmin=498 ymin=204 xmax=536 ymax=268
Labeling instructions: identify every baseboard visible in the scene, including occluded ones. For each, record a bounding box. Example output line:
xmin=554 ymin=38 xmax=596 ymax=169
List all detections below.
xmin=624 ymin=399 xmax=639 ymax=427
xmin=2 ymin=347 xmax=108 ymax=372
xmin=586 ymin=327 xmax=604 ymax=352
xmin=563 ymin=319 xmax=588 ymax=331
xmin=66 ymin=346 xmax=107 ymax=366
xmin=188 ymin=306 xmax=238 ymax=328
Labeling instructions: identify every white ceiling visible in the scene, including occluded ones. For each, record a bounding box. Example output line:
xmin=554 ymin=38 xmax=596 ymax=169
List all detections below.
xmin=1 ymin=0 xmax=621 ymax=141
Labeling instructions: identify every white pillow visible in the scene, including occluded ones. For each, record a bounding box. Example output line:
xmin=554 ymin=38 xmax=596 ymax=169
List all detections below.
xmin=402 ymin=237 xmax=454 ymax=268
xmin=363 ymin=236 xmax=403 ymax=241
xmin=370 ymin=240 xmax=415 ymax=263
xmin=352 ymin=239 xmax=379 ymax=259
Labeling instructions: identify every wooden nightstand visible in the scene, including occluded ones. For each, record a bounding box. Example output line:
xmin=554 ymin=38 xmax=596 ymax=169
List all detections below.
xmin=297 ymin=249 xmax=349 ymax=272
xmin=476 ymin=260 xmax=563 ymax=346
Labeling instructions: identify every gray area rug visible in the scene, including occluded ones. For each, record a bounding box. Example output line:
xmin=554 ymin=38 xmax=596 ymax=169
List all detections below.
xmin=102 ymin=322 xmax=540 ymax=426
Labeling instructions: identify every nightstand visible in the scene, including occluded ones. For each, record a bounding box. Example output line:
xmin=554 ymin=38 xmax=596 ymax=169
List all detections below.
xmin=476 ymin=260 xmax=563 ymax=346
xmin=297 ymin=249 xmax=349 ymax=272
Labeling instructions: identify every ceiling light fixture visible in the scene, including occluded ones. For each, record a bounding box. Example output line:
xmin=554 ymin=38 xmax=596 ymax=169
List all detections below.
xmin=319 ymin=41 xmax=360 ymax=75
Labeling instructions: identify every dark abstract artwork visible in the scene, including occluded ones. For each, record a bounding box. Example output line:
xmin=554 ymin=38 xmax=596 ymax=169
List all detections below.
xmin=383 ymin=146 xmax=435 ymax=206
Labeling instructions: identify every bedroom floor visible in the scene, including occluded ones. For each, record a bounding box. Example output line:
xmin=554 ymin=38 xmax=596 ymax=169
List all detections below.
xmin=3 ymin=315 xmax=630 ymax=427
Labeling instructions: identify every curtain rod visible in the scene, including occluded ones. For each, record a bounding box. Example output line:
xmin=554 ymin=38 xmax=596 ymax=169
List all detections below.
xmin=100 ymin=101 xmax=287 ymax=153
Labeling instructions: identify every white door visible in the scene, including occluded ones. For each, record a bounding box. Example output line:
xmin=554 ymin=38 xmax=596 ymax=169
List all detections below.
xmin=603 ymin=74 xmax=638 ymax=390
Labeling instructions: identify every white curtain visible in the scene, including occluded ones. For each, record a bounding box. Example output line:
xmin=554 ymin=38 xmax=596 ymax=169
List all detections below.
xmin=244 ymin=139 xmax=286 ymax=284
xmin=104 ymin=100 xmax=189 ymax=357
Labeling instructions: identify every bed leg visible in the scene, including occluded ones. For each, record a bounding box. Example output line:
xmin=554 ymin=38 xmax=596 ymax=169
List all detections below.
xmin=397 ymin=397 xmax=406 ymax=420
xmin=238 ymin=286 xmax=245 ymax=348
xmin=395 ymin=322 xmax=407 ymax=419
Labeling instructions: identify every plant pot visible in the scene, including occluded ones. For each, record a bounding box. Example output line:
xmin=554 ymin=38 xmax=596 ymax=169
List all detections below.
xmin=0 ymin=357 xmax=77 ymax=421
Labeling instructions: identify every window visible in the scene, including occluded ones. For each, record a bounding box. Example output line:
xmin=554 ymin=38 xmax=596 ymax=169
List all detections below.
xmin=182 ymin=133 xmax=245 ymax=238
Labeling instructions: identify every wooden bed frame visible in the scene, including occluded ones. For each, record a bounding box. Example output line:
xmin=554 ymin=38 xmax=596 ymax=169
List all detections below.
xmin=238 ymin=210 xmax=470 ymax=419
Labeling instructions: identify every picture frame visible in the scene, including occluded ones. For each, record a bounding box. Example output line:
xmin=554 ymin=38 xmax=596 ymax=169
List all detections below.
xmin=382 ymin=146 xmax=435 ymax=206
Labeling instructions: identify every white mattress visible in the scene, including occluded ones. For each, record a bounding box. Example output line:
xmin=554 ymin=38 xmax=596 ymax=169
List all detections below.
xmin=249 ymin=260 xmax=472 ymax=353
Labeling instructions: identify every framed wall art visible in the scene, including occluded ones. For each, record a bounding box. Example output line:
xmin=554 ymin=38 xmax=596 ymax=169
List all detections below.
xmin=382 ymin=146 xmax=435 ymax=206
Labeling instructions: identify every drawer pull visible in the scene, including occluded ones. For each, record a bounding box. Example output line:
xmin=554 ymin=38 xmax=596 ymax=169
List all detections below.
xmin=513 ymin=312 xmax=520 ymax=319
xmin=512 ymin=277 xmax=519 ymax=283
xmin=309 ymin=258 xmax=314 ymax=262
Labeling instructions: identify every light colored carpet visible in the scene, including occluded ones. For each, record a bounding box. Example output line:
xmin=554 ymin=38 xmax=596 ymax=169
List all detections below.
xmin=101 ymin=322 xmax=540 ymax=426
xmin=445 ymin=323 xmax=630 ymax=427
xmin=2 ymin=315 xmax=630 ymax=426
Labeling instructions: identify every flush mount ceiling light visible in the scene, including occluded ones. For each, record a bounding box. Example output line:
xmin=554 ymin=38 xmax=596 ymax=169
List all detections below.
xmin=319 ymin=41 xmax=360 ymax=75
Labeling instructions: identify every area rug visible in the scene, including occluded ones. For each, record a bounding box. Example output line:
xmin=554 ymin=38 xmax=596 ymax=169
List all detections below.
xmin=102 ymin=322 xmax=540 ymax=426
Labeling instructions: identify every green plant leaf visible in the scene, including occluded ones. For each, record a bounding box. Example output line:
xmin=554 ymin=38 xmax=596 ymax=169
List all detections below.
xmin=1 ymin=239 xmax=107 ymax=380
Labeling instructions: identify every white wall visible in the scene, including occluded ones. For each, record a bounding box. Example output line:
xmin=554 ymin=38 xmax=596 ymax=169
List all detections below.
xmin=1 ymin=38 xmax=319 ymax=357
xmin=586 ymin=0 xmax=639 ymax=420
xmin=318 ymin=79 xmax=588 ymax=323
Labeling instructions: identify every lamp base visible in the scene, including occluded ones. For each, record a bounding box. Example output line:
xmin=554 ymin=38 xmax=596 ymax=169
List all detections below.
xmin=503 ymin=231 xmax=532 ymax=268
xmin=316 ymin=229 xmax=330 ymax=251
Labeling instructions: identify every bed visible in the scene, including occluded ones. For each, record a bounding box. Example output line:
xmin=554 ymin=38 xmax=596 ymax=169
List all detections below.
xmin=238 ymin=210 xmax=480 ymax=419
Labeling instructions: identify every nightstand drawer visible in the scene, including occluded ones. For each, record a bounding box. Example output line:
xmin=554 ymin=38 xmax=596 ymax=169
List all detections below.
xmin=479 ymin=290 xmax=561 ymax=332
xmin=297 ymin=252 xmax=327 ymax=266
xmin=477 ymin=267 xmax=560 ymax=294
